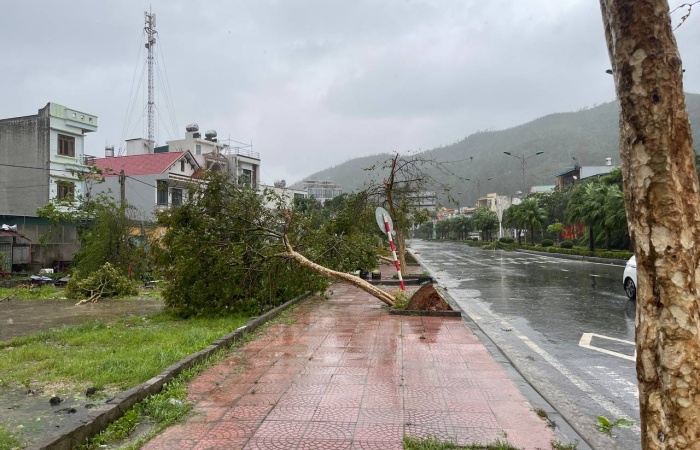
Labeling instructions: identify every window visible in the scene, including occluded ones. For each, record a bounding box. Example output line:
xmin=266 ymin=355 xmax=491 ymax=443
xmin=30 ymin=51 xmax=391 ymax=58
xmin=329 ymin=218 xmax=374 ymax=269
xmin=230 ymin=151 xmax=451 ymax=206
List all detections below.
xmin=195 ymin=144 xmax=201 ymax=155
xmin=171 ymin=188 xmax=183 ymax=205
xmin=56 ymin=181 xmax=75 ymax=200
xmin=241 ymin=169 xmax=252 ymax=185
xmin=58 ymin=134 xmax=75 ymax=157
xmin=157 ymin=181 xmax=168 ymax=205
xmin=180 ymin=160 xmax=185 ymax=172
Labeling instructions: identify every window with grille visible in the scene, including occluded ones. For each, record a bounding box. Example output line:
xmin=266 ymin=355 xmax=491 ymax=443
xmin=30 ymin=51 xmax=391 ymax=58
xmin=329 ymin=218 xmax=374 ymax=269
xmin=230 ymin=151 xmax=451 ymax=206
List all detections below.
xmin=157 ymin=181 xmax=168 ymax=205
xmin=58 ymin=134 xmax=75 ymax=157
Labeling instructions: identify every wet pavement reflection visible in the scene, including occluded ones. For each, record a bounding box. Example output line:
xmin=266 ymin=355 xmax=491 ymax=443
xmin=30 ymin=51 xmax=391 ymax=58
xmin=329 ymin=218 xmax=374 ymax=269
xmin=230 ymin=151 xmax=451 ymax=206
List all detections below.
xmin=143 ymin=281 xmax=556 ymax=450
xmin=411 ymin=240 xmax=639 ymax=450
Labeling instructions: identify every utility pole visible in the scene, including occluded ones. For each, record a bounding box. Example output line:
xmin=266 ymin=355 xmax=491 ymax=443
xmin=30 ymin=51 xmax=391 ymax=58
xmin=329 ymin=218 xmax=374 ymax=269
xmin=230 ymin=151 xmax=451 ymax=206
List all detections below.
xmin=119 ymin=170 xmax=126 ymax=208
xmin=144 ymin=10 xmax=157 ymax=153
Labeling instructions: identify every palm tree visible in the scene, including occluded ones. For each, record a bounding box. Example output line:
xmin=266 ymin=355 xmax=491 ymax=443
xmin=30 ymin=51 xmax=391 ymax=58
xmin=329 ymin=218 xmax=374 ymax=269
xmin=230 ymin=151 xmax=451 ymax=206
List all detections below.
xmin=601 ymin=184 xmax=628 ymax=250
xmin=518 ymin=198 xmax=548 ymax=244
xmin=504 ymin=204 xmax=526 ymax=244
xmin=567 ymin=182 xmax=606 ymax=252
xmin=472 ymin=207 xmax=498 ymax=241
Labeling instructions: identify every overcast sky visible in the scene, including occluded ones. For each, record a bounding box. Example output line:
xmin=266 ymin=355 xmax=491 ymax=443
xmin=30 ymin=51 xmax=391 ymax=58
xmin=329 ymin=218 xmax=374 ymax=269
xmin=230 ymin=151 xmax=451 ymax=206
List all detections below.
xmin=1 ymin=1 xmax=699 ymax=185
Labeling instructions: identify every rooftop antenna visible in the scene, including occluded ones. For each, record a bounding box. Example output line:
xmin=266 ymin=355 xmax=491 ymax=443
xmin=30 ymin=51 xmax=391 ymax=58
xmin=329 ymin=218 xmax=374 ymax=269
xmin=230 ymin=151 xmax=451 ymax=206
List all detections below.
xmin=144 ymin=9 xmax=157 ymax=153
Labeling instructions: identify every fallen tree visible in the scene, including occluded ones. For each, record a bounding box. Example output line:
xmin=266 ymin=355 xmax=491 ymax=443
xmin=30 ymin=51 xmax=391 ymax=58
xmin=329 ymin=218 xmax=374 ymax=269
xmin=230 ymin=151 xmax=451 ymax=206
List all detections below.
xmin=153 ymin=173 xmax=398 ymax=316
xmin=277 ymin=235 xmax=395 ymax=307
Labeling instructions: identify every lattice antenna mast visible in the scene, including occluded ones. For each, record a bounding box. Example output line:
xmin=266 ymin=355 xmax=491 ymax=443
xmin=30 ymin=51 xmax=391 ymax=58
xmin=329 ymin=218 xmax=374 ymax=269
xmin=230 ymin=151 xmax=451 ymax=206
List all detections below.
xmin=144 ymin=10 xmax=157 ymax=153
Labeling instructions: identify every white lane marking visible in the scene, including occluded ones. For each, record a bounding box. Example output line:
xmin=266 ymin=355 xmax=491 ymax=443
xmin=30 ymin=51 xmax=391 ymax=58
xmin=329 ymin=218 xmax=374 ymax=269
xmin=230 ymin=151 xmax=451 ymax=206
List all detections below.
xmin=579 ymin=333 xmax=636 ymax=362
xmin=515 ymin=331 xmax=636 ymax=424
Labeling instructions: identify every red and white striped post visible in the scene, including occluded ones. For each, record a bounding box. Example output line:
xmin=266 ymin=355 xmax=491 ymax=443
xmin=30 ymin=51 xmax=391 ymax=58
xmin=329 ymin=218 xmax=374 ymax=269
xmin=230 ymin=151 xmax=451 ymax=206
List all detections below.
xmin=383 ymin=213 xmax=405 ymax=291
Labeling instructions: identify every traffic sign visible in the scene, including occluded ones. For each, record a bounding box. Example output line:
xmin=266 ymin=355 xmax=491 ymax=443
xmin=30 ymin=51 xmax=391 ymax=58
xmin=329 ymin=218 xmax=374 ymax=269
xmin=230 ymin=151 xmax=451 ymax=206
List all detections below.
xmin=375 ymin=207 xmax=393 ymax=233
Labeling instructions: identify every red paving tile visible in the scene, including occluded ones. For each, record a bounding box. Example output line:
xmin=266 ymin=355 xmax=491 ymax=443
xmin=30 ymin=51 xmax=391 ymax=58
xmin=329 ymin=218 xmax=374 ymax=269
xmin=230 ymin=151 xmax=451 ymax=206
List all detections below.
xmin=142 ymin=279 xmax=556 ymax=450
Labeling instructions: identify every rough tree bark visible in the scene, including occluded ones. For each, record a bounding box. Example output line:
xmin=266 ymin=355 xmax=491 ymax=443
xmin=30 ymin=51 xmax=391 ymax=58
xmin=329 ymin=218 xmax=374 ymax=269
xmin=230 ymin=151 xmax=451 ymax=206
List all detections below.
xmin=384 ymin=155 xmax=410 ymax=276
xmin=600 ymin=1 xmax=700 ymax=448
xmin=277 ymin=236 xmax=396 ymax=307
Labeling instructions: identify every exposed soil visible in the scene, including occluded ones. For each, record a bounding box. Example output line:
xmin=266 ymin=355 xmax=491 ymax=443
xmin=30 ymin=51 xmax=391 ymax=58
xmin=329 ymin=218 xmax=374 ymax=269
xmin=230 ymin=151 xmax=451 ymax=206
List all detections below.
xmin=405 ymin=283 xmax=452 ymax=311
xmin=1 ymin=297 xmax=163 ymax=342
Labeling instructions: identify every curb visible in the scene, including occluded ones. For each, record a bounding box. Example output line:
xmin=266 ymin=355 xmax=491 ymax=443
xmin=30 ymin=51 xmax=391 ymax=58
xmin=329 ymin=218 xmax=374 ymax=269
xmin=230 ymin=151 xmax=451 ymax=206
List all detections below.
xmin=388 ymin=309 xmax=462 ymax=317
xmin=515 ymin=249 xmax=628 ymax=266
xmin=449 ymin=293 xmax=593 ymax=450
xmin=36 ymin=292 xmax=311 ymax=450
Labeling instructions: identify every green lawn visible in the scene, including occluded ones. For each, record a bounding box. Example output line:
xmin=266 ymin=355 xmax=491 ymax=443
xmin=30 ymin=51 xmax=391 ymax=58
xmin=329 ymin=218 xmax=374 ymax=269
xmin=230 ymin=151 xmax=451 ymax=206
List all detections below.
xmin=0 ymin=426 xmax=21 ymax=450
xmin=0 ymin=312 xmax=249 ymax=393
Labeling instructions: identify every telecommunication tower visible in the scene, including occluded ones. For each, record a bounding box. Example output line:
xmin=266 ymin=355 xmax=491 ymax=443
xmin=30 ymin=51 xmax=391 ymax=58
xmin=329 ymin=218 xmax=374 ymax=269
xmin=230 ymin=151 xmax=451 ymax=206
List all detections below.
xmin=144 ymin=10 xmax=157 ymax=153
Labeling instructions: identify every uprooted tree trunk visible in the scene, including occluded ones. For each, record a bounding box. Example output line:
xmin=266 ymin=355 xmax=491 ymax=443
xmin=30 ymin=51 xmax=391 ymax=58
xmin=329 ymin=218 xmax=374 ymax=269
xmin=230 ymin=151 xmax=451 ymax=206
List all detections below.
xmin=277 ymin=235 xmax=396 ymax=307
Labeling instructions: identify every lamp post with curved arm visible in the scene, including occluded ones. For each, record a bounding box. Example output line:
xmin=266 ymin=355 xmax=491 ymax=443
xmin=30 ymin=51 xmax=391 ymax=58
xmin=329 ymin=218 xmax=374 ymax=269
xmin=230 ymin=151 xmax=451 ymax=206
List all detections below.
xmin=503 ymin=151 xmax=544 ymax=193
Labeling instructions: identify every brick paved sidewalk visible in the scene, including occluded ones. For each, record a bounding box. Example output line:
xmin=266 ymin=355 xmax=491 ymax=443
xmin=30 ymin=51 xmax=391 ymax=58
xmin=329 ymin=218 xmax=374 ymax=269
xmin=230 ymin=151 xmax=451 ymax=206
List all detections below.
xmin=143 ymin=282 xmax=555 ymax=450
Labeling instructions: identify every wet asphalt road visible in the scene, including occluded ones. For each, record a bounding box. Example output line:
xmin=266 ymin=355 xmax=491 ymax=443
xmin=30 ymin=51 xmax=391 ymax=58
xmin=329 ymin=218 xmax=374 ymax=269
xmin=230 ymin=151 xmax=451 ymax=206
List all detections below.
xmin=410 ymin=239 xmax=639 ymax=450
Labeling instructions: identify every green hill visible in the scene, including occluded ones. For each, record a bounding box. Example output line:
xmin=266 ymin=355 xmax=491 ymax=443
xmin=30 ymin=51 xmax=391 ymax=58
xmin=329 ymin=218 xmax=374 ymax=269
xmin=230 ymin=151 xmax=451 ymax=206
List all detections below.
xmin=294 ymin=93 xmax=700 ymax=208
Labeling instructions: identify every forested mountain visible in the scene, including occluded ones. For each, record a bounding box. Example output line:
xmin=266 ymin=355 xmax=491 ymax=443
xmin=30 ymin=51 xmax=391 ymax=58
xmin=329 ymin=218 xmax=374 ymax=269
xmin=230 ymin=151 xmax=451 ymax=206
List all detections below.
xmin=294 ymin=93 xmax=700 ymax=209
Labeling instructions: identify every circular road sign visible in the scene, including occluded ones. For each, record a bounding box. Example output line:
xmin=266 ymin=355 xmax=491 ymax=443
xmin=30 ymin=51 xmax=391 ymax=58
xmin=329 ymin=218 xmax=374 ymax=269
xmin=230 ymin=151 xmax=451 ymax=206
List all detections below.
xmin=375 ymin=207 xmax=393 ymax=233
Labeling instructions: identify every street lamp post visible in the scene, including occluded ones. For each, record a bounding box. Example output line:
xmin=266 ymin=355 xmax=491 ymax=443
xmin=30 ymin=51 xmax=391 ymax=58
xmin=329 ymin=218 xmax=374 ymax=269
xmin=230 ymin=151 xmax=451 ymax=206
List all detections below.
xmin=503 ymin=151 xmax=544 ymax=193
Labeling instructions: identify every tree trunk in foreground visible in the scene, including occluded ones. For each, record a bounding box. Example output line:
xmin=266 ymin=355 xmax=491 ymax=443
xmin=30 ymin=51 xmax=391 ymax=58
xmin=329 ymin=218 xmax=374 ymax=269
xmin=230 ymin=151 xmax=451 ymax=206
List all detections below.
xmin=277 ymin=237 xmax=396 ymax=307
xmin=600 ymin=1 xmax=700 ymax=448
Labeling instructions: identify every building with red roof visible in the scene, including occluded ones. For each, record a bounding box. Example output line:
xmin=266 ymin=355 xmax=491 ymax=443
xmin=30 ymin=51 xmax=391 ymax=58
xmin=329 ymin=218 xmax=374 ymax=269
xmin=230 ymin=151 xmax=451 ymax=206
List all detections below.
xmin=90 ymin=150 xmax=200 ymax=221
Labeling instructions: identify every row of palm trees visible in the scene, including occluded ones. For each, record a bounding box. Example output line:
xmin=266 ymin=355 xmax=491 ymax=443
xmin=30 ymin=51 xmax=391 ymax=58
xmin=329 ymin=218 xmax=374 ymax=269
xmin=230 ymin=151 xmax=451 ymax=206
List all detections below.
xmin=416 ymin=172 xmax=629 ymax=251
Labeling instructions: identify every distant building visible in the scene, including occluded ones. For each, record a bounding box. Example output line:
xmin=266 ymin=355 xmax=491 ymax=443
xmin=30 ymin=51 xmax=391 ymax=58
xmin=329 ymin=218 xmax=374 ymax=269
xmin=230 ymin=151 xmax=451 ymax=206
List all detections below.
xmin=124 ymin=124 xmax=261 ymax=187
xmin=477 ymin=193 xmax=499 ymax=211
xmin=303 ymin=179 xmax=342 ymax=204
xmin=556 ymin=158 xmax=617 ymax=188
xmin=260 ymin=183 xmax=307 ymax=210
xmin=529 ymin=185 xmax=556 ymax=194
xmin=0 ymin=103 xmax=98 ymax=269
xmin=166 ymin=124 xmax=260 ymax=187
xmin=409 ymin=191 xmax=437 ymax=211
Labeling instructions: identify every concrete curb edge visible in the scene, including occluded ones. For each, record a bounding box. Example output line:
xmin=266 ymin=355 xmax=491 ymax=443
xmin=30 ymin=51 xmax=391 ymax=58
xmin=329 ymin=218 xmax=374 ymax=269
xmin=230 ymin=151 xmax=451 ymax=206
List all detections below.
xmin=37 ymin=292 xmax=311 ymax=450
xmin=515 ymin=248 xmax=627 ymax=266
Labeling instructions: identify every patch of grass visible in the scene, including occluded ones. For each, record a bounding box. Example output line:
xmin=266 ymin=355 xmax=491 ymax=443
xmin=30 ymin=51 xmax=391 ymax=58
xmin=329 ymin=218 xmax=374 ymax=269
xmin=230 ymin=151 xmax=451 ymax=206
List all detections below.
xmin=77 ymin=359 xmax=206 ymax=450
xmin=392 ymin=289 xmax=411 ymax=309
xmin=533 ymin=407 xmax=556 ymax=429
xmin=551 ymin=439 xmax=579 ymax=450
xmin=78 ymin=314 xmax=281 ymax=450
xmin=0 ymin=312 xmax=250 ymax=393
xmin=0 ymin=284 xmax=67 ymax=300
xmin=0 ymin=426 xmax=22 ymax=450
xmin=0 ymin=285 xmax=163 ymax=301
xmin=403 ymin=436 xmax=520 ymax=449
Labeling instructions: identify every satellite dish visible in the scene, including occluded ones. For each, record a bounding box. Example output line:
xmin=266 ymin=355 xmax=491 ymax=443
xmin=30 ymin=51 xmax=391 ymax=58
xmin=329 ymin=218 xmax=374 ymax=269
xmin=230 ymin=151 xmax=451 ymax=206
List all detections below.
xmin=375 ymin=207 xmax=393 ymax=233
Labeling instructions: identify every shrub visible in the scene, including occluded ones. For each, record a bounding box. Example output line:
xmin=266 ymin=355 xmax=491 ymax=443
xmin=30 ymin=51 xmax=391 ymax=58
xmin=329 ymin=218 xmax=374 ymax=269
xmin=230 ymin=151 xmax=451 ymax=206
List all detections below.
xmin=540 ymin=239 xmax=554 ymax=247
xmin=560 ymin=240 xmax=574 ymax=249
xmin=65 ymin=262 xmax=139 ymax=300
xmin=499 ymin=237 xmax=515 ymax=244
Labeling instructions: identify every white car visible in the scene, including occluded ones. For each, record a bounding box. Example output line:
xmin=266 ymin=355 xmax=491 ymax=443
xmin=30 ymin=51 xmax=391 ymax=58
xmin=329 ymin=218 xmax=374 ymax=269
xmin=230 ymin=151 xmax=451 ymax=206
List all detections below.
xmin=623 ymin=256 xmax=637 ymax=299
